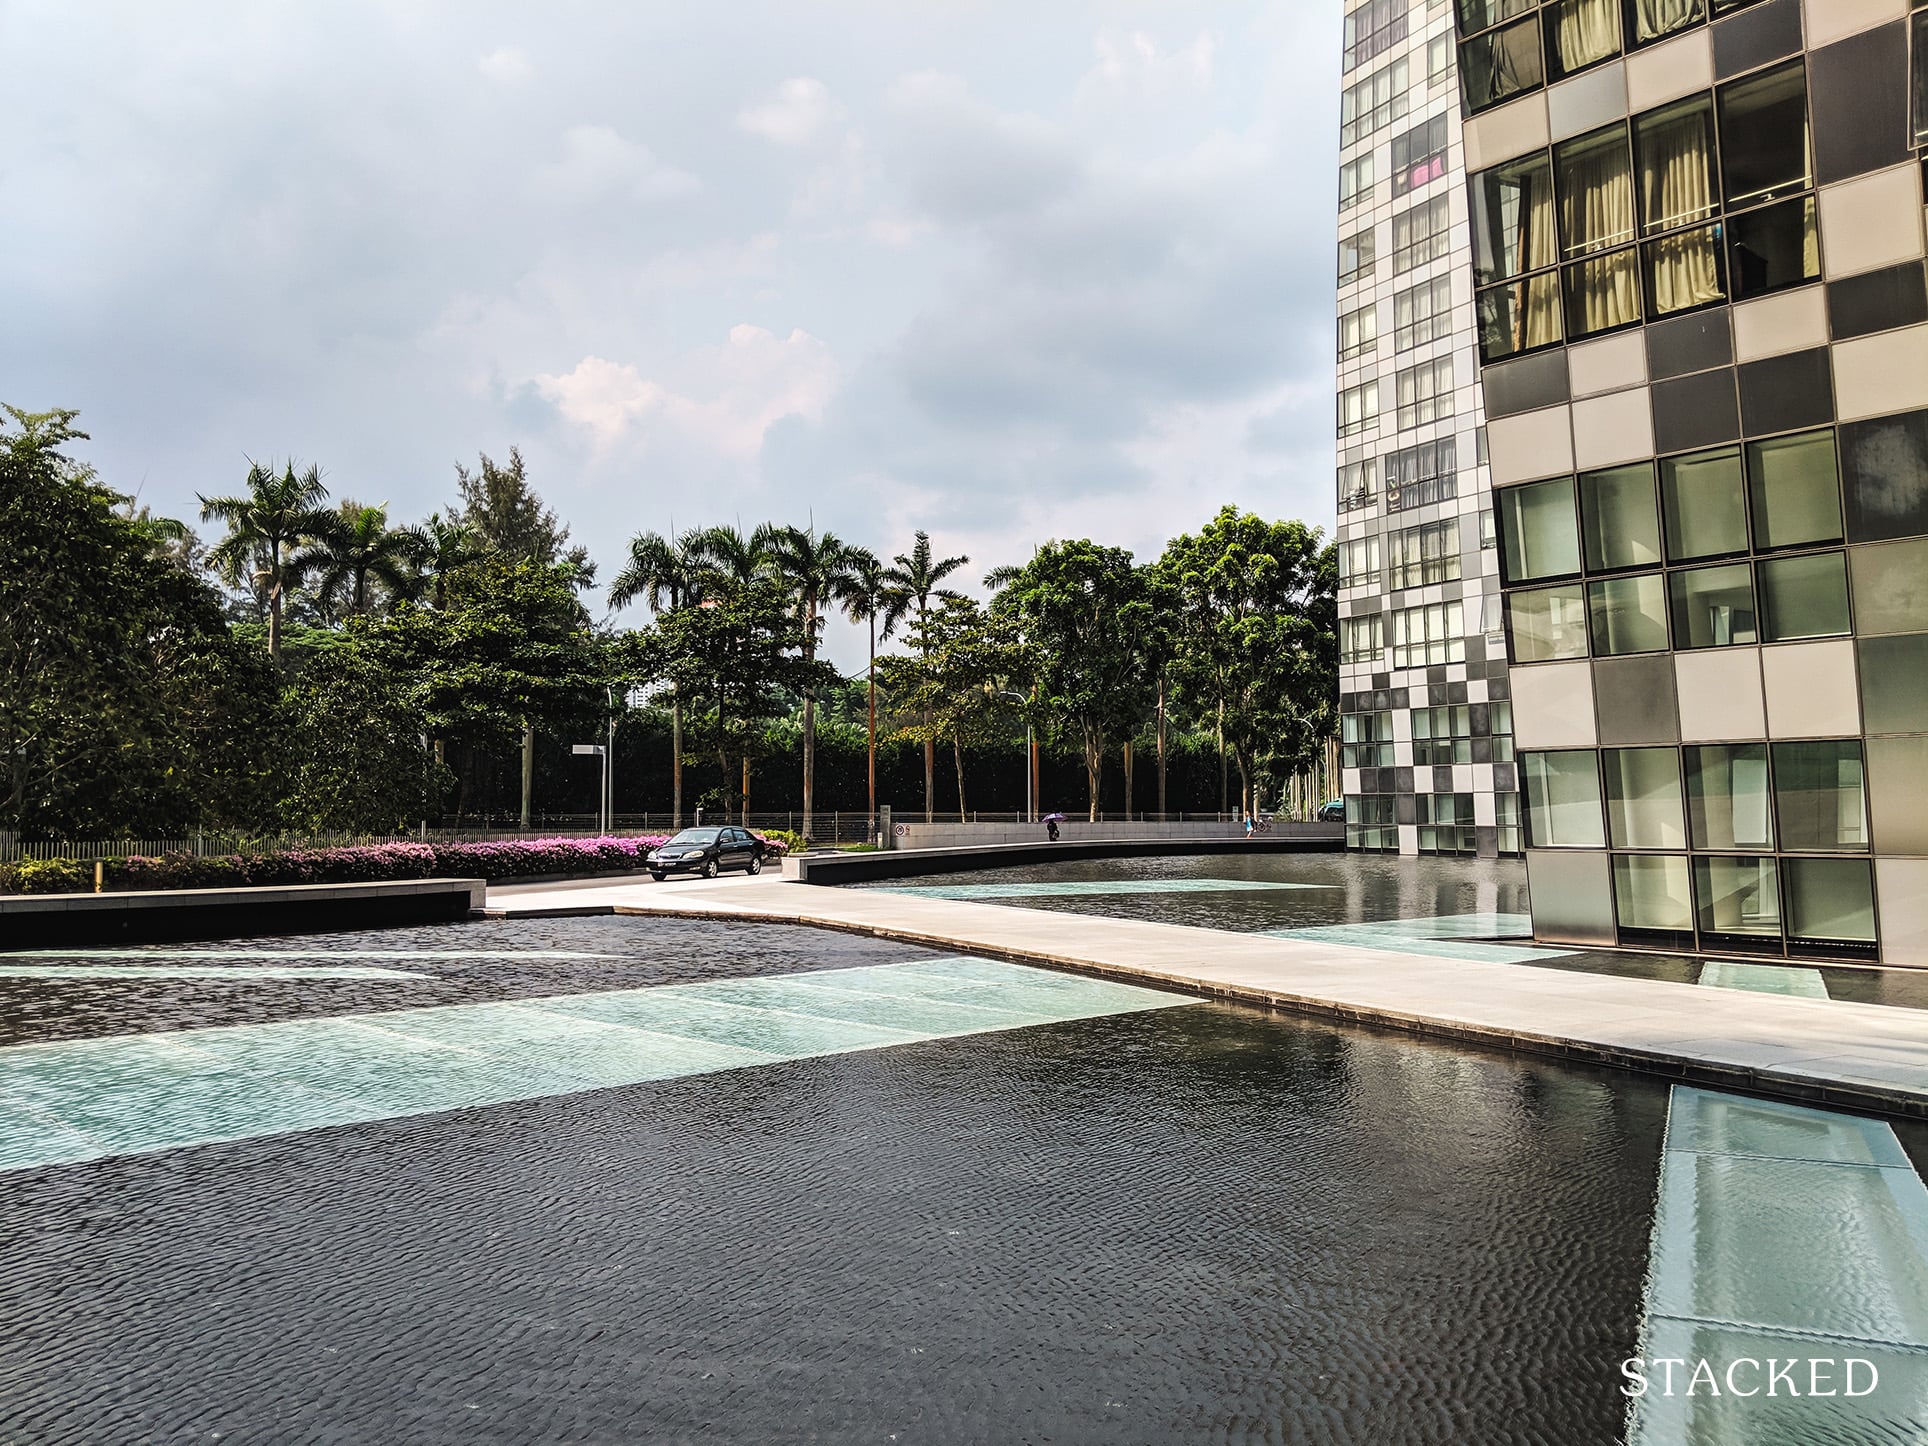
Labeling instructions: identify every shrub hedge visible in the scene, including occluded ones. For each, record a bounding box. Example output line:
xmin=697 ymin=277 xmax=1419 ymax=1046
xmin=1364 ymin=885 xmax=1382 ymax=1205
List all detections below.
xmin=0 ymin=832 xmax=791 ymax=895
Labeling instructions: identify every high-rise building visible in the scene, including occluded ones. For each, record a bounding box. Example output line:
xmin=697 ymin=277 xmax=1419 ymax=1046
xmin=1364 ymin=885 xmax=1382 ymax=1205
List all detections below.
xmin=1445 ymin=0 xmax=1928 ymax=964
xmin=1336 ymin=0 xmax=1526 ymax=860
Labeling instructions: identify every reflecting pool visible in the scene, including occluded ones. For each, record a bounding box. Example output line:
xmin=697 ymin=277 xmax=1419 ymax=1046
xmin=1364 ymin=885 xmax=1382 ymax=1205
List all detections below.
xmin=3 ymin=914 xmax=1923 ymax=1443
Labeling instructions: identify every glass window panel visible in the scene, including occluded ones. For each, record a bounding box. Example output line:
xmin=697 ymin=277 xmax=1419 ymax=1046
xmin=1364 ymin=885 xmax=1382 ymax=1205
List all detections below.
xmin=1631 ymin=0 xmax=1705 ymax=45
xmin=1341 ymin=614 xmax=1385 ymax=664
xmin=1393 ymin=275 xmax=1456 ymax=351
xmin=1523 ymin=750 xmax=1605 ymax=847
xmin=1643 ymin=225 xmax=1727 ymax=316
xmin=1581 ymin=463 xmax=1662 ymax=571
xmin=1476 ymin=276 xmax=1565 ymax=360
xmin=1386 ymin=439 xmax=1459 ymax=510
xmin=1546 ymin=0 xmax=1621 ymax=79
xmin=1604 ymin=747 xmax=1686 ymax=848
xmin=1457 ymin=0 xmax=1535 ymax=31
xmin=1338 ymin=304 xmax=1379 ymax=361
xmin=1660 ymin=447 xmax=1747 ymax=561
xmin=1473 ymin=154 xmax=1558 ymax=285
xmin=1772 ymin=740 xmax=1869 ymax=852
xmin=1338 ymin=458 xmax=1378 ymax=510
xmin=1747 ymin=431 xmax=1841 ymax=550
xmin=1783 ymin=857 xmax=1877 ymax=948
xmin=1758 ymin=552 xmax=1850 ymax=641
xmin=1340 ymin=154 xmax=1376 ymax=209
xmin=1462 ymin=18 xmax=1544 ymax=112
xmin=1390 ymin=115 xmax=1451 ymax=197
xmin=1395 ymin=357 xmax=1455 ymax=429
xmin=1635 ymin=95 xmax=1717 ymax=235
xmin=1669 ymin=564 xmax=1758 ymax=648
xmin=1499 ymin=477 xmax=1581 ymax=582
xmin=1728 ymin=195 xmax=1820 ymax=300
xmin=1338 ymin=380 xmax=1379 ymax=437
xmin=1556 ymin=124 xmax=1635 ymax=259
xmin=1859 ymin=635 xmax=1928 ymax=735
xmin=1563 ymin=248 xmax=1642 ymax=337
xmin=1387 ymin=519 xmax=1461 ymax=589
xmin=1339 ymin=229 xmax=1376 ymax=285
xmin=1588 ymin=573 xmax=1670 ymax=654
xmin=1346 ymin=0 xmax=1409 ymax=69
xmin=1510 ymin=584 xmax=1591 ymax=661
xmin=1694 ymin=856 xmax=1783 ymax=940
xmin=1393 ymin=196 xmax=1453 ymax=273
xmin=1341 ymin=60 xmax=1410 ymax=148
xmin=1686 ymin=744 xmax=1774 ymax=850
xmin=1915 ymin=11 xmax=1928 ymax=149
xmin=1614 ymin=854 xmax=1694 ymax=932
xmin=1717 ymin=62 xmax=1810 ymax=209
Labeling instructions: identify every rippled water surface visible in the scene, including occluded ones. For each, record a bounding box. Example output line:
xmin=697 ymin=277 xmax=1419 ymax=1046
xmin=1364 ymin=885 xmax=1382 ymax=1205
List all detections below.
xmin=853 ymin=853 xmax=1928 ymax=1011
xmin=0 ymin=915 xmax=1706 ymax=1443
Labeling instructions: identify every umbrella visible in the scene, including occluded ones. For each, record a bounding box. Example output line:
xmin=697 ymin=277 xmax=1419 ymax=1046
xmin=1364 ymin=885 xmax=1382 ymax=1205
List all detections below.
xmin=1040 ymin=812 xmax=1068 ymax=823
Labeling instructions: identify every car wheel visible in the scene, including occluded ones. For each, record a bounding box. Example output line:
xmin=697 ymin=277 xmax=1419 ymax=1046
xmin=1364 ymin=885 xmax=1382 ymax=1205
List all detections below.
xmin=650 ymin=872 xmax=666 ymax=882
xmin=746 ymin=853 xmax=763 ymax=875
xmin=702 ymin=857 xmax=720 ymax=879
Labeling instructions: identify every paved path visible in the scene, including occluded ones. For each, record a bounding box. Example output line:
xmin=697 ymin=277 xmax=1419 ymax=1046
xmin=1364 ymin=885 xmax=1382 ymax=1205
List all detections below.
xmin=486 ymin=875 xmax=1928 ymax=1119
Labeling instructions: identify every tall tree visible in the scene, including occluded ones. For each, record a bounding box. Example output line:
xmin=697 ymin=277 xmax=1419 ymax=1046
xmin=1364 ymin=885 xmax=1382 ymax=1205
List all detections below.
xmin=990 ymin=540 xmax=1156 ymax=821
xmin=1154 ymin=507 xmax=1337 ymax=817
xmin=883 ymin=531 xmax=969 ymax=821
xmin=608 ymin=527 xmax=708 ymax=828
xmin=300 ymin=501 xmax=427 ymax=619
xmin=767 ymin=525 xmax=859 ymax=842
xmin=876 ymin=596 xmax=1024 ymax=816
xmin=199 ymin=460 xmax=332 ymax=661
xmin=837 ymin=547 xmax=905 ymax=826
xmin=416 ymin=512 xmax=483 ymax=609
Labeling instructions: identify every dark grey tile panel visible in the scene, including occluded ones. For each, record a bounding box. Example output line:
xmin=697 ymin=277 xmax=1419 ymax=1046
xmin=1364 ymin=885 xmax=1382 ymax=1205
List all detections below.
xmin=1653 ymin=368 xmax=1741 ymax=452
xmin=1647 ymin=308 xmax=1734 ymax=380
xmin=1483 ymin=351 xmax=1570 ymax=418
xmin=1738 ymin=347 xmax=1834 ymax=435
xmin=1808 ymin=20 xmax=1913 ymax=186
xmin=1592 ymin=655 xmax=1679 ymax=745
xmin=1841 ymin=409 xmax=1928 ymax=543
xmin=1828 ymin=262 xmax=1928 ymax=341
xmin=1712 ymin=0 xmax=1803 ymax=81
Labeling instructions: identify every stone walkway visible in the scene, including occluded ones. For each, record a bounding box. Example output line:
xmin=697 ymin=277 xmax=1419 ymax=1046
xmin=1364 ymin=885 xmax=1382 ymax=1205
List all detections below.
xmin=486 ymin=874 xmax=1928 ymax=1119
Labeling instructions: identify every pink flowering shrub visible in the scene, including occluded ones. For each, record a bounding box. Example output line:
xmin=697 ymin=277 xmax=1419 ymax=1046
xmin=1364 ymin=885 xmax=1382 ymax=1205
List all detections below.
xmin=0 ymin=832 xmax=789 ymax=894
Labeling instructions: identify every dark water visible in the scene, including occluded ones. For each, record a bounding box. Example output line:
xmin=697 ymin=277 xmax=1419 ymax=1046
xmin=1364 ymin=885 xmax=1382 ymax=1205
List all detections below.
xmin=851 ymin=854 xmax=1928 ymax=1012
xmin=0 ymin=916 xmax=1685 ymax=1444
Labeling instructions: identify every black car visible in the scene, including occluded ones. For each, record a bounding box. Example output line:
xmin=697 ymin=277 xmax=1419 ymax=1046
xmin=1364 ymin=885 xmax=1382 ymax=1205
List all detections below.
xmin=646 ymin=827 xmax=769 ymax=881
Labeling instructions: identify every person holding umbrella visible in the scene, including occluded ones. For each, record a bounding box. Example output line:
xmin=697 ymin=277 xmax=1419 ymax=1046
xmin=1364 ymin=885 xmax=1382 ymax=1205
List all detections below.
xmin=1042 ymin=811 xmax=1066 ymax=842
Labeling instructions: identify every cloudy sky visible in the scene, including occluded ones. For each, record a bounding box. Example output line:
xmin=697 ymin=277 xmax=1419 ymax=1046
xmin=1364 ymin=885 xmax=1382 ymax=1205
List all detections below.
xmin=4 ymin=1 xmax=1341 ymax=668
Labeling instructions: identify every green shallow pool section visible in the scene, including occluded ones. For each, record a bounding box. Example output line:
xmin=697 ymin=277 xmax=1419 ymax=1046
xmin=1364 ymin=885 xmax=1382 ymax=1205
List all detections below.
xmin=1629 ymin=1086 xmax=1928 ymax=1444
xmin=1262 ymin=912 xmax=1576 ymax=964
xmin=1697 ymin=961 xmax=1831 ymax=999
xmin=0 ymin=959 xmax=1196 ymax=1174
xmin=873 ymin=878 xmax=1333 ymax=900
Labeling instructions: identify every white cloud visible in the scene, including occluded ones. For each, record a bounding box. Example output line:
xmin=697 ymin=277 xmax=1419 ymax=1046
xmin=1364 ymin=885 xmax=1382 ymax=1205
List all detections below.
xmin=737 ymin=77 xmax=839 ymax=146
xmin=1078 ymin=31 xmax=1217 ymax=103
xmin=535 ymin=325 xmax=839 ymax=459
xmin=477 ymin=47 xmax=530 ymax=84
xmin=536 ymin=124 xmax=699 ymax=203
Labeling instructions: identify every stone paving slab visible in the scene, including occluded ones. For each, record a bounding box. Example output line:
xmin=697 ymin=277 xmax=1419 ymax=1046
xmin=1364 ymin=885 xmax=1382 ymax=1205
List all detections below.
xmin=485 ymin=874 xmax=1928 ymax=1119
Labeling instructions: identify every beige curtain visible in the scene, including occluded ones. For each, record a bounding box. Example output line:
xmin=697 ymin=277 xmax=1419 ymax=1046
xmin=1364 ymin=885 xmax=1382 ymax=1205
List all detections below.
xmin=1639 ymin=107 xmax=1721 ymax=312
xmin=1634 ymin=0 xmax=1702 ymax=43
xmin=1556 ymin=0 xmax=1619 ymax=73
xmin=1509 ymin=166 xmax=1561 ymax=350
xmin=1561 ymin=140 xmax=1637 ymax=332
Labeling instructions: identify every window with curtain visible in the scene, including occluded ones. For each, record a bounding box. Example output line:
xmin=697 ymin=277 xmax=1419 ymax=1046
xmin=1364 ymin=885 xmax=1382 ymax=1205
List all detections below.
xmin=1557 ymin=124 xmax=1639 ymax=335
xmin=1429 ymin=33 xmax=1453 ymax=83
xmin=1632 ymin=0 xmax=1705 ymax=44
xmin=1394 ymin=276 xmax=1456 ymax=350
xmin=1387 ymin=519 xmax=1461 ymax=589
xmin=1344 ymin=0 xmax=1408 ymax=69
xmin=1913 ymin=11 xmax=1928 ymax=148
xmin=1395 ymin=357 xmax=1455 ymax=430
xmin=1339 ymin=228 xmax=1376 ymax=286
xmin=1391 ymin=115 xmax=1451 ymax=196
xmin=1339 ymin=304 xmax=1379 ymax=362
xmin=1338 ymin=458 xmax=1378 ymax=510
xmin=1391 ymin=601 xmax=1467 ymax=667
xmin=1386 ymin=438 xmax=1459 ymax=509
xmin=1546 ymin=0 xmax=1621 ymax=80
xmin=1462 ymin=17 xmax=1544 ymax=112
xmin=1394 ymin=196 xmax=1453 ymax=272
xmin=1342 ymin=60 xmax=1410 ymax=148
xmin=1635 ymin=95 xmax=1725 ymax=315
xmin=1339 ymin=536 xmax=1382 ymax=589
xmin=1340 ymin=154 xmax=1376 ymax=209
xmin=1473 ymin=153 xmax=1560 ymax=357
xmin=1340 ymin=615 xmax=1385 ymax=666
xmin=1338 ymin=380 xmax=1379 ymax=438
xmin=1456 ymin=0 xmax=1535 ymax=36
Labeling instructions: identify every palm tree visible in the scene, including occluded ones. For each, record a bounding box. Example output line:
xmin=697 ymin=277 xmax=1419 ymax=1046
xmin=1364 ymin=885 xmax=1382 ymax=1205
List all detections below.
xmin=883 ymin=531 xmax=969 ymax=821
xmin=416 ymin=511 xmax=483 ymax=609
xmin=767 ymin=526 xmax=861 ymax=843
xmin=199 ymin=461 xmax=332 ymax=660
xmin=837 ymin=547 xmax=905 ymax=828
xmin=688 ymin=521 xmax=777 ymax=585
xmin=300 ymin=501 xmax=428 ymax=619
xmin=609 ymin=527 xmax=709 ymax=828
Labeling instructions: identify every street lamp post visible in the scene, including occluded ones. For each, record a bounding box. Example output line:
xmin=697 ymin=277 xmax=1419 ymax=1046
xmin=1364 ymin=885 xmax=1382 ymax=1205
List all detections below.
xmin=997 ymin=690 xmax=1033 ymax=824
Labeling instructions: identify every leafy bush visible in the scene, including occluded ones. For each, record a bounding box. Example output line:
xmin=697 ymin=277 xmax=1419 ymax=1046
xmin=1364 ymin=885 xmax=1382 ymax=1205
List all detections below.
xmin=0 ymin=832 xmax=790 ymax=894
xmin=758 ymin=828 xmax=806 ymax=854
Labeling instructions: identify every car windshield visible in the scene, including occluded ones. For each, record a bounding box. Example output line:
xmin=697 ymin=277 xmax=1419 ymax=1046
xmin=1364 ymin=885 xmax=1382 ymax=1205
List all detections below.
xmin=665 ymin=829 xmax=721 ymax=844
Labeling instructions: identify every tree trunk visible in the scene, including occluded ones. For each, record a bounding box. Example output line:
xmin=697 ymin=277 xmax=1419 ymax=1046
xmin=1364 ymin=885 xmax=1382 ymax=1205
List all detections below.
xmin=268 ymin=580 xmax=284 ymax=662
xmin=520 ymin=721 xmax=534 ymax=829
xmin=954 ymin=733 xmax=967 ymax=816
xmin=866 ymin=614 xmax=878 ymax=821
xmin=1123 ymin=740 xmax=1133 ymax=821
xmin=923 ymin=734 xmax=934 ymax=823
xmin=741 ymin=754 xmax=751 ymax=826
xmin=671 ymin=691 xmax=684 ymax=830
xmin=1217 ymin=697 xmax=1228 ymax=816
xmin=1156 ymin=677 xmax=1168 ymax=819
xmin=1085 ymin=731 xmax=1101 ymax=822
xmin=1235 ymin=750 xmax=1252 ymax=821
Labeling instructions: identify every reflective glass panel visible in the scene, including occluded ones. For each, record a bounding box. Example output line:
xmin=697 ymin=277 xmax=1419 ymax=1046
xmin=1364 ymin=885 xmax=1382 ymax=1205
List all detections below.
xmin=1686 ymin=744 xmax=1774 ymax=850
xmin=1614 ymin=854 xmax=1694 ymax=931
xmin=1587 ymin=574 xmax=1670 ymax=655
xmin=1771 ymin=740 xmax=1868 ymax=852
xmin=1783 ymin=858 xmax=1877 ymax=948
xmin=1670 ymin=564 xmax=1758 ymax=648
xmin=1694 ymin=856 xmax=1783 ymax=941
xmin=1604 ymin=747 xmax=1687 ymax=848
xmin=1758 ymin=552 xmax=1850 ymax=641
xmin=1524 ymin=750 xmax=1606 ymax=847
xmin=1747 ymin=431 xmax=1841 ymax=550
xmin=1661 ymin=447 xmax=1747 ymax=561
xmin=1499 ymin=477 xmax=1582 ymax=583
xmin=1510 ymin=584 xmax=1591 ymax=662
xmin=1581 ymin=463 xmax=1662 ymax=571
